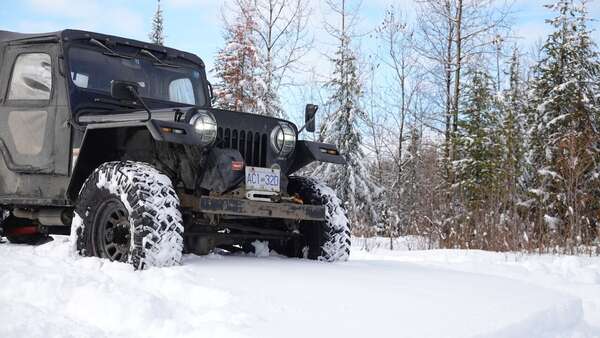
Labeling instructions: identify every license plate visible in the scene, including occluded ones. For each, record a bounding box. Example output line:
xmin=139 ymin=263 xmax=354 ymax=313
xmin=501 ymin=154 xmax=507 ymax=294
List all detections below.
xmin=245 ymin=166 xmax=280 ymax=192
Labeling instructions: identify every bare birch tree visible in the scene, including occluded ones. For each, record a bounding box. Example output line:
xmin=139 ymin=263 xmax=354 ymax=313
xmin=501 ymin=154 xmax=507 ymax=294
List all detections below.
xmin=415 ymin=0 xmax=455 ymax=171
xmin=236 ymin=0 xmax=313 ymax=117
xmin=374 ymin=6 xmax=426 ymax=242
xmin=416 ymin=0 xmax=511 ymax=166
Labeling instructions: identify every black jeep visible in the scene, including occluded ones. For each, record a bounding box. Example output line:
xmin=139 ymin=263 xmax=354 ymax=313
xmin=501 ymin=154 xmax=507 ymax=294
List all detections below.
xmin=0 ymin=29 xmax=350 ymax=268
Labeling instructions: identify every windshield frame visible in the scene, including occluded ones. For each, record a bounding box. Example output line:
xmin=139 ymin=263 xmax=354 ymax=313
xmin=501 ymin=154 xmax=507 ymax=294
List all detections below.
xmin=64 ymin=43 xmax=210 ymax=112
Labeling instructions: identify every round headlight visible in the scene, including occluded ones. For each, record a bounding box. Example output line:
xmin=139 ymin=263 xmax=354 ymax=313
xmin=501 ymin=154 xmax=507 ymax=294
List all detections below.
xmin=189 ymin=110 xmax=217 ymax=146
xmin=270 ymin=122 xmax=296 ymax=157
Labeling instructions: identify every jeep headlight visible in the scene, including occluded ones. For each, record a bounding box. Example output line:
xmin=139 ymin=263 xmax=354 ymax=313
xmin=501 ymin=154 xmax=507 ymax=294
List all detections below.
xmin=189 ymin=110 xmax=217 ymax=146
xmin=270 ymin=122 xmax=296 ymax=157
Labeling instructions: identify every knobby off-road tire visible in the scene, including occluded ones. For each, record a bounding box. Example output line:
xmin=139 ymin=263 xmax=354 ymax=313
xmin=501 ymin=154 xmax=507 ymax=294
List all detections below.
xmin=283 ymin=177 xmax=351 ymax=262
xmin=75 ymin=161 xmax=184 ymax=269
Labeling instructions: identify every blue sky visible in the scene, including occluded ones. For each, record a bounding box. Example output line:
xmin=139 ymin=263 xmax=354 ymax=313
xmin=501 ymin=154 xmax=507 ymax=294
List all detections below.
xmin=1 ymin=0 xmax=599 ymax=71
xmin=1 ymin=0 xmax=599 ymax=122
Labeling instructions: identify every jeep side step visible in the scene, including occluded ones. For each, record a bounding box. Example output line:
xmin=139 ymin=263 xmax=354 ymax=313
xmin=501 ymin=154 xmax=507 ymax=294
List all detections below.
xmin=179 ymin=195 xmax=326 ymax=221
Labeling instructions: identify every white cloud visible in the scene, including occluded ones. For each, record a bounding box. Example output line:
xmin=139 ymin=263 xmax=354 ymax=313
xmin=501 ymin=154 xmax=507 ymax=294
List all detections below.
xmin=21 ymin=0 xmax=146 ymax=39
xmin=512 ymin=21 xmax=551 ymax=47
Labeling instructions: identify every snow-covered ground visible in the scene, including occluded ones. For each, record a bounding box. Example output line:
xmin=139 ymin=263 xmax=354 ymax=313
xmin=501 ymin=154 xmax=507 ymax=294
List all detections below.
xmin=0 ymin=236 xmax=599 ymax=338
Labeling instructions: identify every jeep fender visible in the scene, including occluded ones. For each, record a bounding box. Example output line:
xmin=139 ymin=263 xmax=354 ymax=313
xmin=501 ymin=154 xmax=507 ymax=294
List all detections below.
xmin=67 ymin=120 xmax=198 ymax=202
xmin=288 ymin=141 xmax=345 ymax=174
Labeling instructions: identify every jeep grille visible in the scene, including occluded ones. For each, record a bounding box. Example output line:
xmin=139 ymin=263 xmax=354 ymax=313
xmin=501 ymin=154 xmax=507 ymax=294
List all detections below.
xmin=216 ymin=127 xmax=268 ymax=167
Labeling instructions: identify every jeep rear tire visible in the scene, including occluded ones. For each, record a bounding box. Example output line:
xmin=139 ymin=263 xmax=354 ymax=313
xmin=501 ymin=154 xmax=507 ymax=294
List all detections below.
xmin=281 ymin=177 xmax=351 ymax=262
xmin=75 ymin=161 xmax=184 ymax=269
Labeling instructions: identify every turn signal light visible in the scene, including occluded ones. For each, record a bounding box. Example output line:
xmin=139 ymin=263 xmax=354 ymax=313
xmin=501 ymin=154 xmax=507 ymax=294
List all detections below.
xmin=161 ymin=127 xmax=185 ymax=134
xmin=319 ymin=148 xmax=338 ymax=155
xmin=232 ymin=161 xmax=244 ymax=171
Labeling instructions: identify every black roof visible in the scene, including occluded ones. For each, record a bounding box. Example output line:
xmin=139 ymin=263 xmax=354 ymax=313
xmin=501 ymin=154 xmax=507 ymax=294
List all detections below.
xmin=0 ymin=30 xmax=61 ymax=43
xmin=0 ymin=29 xmax=204 ymax=67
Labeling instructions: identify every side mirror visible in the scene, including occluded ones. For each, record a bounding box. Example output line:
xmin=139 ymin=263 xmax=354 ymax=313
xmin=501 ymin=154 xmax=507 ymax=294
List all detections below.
xmin=305 ymin=104 xmax=318 ymax=133
xmin=207 ymin=82 xmax=216 ymax=105
xmin=111 ymin=80 xmax=140 ymax=101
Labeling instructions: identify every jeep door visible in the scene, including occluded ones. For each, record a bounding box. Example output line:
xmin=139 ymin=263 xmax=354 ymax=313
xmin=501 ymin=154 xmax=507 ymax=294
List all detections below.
xmin=0 ymin=42 xmax=70 ymax=203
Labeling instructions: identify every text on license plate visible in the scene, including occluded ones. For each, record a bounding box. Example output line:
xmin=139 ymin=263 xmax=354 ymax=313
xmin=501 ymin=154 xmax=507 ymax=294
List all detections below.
xmin=245 ymin=166 xmax=280 ymax=192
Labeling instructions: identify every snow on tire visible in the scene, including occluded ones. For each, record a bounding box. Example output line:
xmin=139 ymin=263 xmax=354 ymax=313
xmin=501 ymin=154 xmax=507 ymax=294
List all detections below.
xmin=288 ymin=177 xmax=351 ymax=262
xmin=75 ymin=161 xmax=183 ymax=269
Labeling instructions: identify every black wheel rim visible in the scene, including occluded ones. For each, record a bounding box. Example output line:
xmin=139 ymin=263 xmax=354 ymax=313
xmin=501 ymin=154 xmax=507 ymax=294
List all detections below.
xmin=94 ymin=199 xmax=131 ymax=263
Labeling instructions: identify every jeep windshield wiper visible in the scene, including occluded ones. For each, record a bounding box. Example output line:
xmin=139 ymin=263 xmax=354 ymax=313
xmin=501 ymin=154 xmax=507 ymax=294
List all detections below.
xmin=140 ymin=49 xmax=180 ymax=68
xmin=89 ymin=38 xmax=132 ymax=60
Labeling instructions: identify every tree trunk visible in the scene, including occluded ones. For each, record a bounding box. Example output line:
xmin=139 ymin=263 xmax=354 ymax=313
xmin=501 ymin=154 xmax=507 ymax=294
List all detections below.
xmin=452 ymin=0 xmax=463 ymax=164
xmin=443 ymin=0 xmax=454 ymax=181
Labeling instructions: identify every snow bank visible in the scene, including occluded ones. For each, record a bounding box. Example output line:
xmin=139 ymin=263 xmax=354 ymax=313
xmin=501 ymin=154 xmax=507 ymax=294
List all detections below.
xmin=353 ymin=242 xmax=600 ymax=333
xmin=0 ymin=236 xmax=598 ymax=338
xmin=353 ymin=235 xmax=438 ymax=251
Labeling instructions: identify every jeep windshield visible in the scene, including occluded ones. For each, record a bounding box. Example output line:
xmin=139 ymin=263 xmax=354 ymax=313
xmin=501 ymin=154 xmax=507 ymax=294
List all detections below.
xmin=68 ymin=46 xmax=206 ymax=107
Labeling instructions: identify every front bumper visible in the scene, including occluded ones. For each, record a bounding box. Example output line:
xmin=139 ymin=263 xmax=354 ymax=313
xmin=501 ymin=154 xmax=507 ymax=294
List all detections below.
xmin=180 ymin=194 xmax=326 ymax=221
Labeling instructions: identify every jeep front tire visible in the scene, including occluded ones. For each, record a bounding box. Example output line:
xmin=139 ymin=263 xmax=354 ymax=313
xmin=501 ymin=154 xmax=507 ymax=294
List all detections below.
xmin=281 ymin=177 xmax=351 ymax=262
xmin=75 ymin=161 xmax=184 ymax=269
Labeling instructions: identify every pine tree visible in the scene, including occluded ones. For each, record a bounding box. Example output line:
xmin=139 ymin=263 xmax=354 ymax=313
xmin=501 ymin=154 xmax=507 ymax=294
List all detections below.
xmin=455 ymin=68 xmax=503 ymax=207
xmin=501 ymin=48 xmax=527 ymax=207
xmin=313 ymin=20 xmax=380 ymax=229
xmin=528 ymin=0 xmax=600 ymax=249
xmin=494 ymin=48 xmax=530 ymax=249
xmin=398 ymin=127 xmax=423 ymax=234
xmin=259 ymin=64 xmax=285 ymax=117
xmin=449 ymin=67 xmax=504 ymax=248
xmin=149 ymin=0 xmax=165 ymax=46
xmin=213 ymin=5 xmax=265 ymax=113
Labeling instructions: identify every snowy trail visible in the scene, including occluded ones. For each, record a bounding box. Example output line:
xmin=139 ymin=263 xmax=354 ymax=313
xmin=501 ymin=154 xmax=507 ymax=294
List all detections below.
xmin=353 ymin=240 xmax=600 ymax=332
xmin=0 ymin=236 xmax=598 ymax=338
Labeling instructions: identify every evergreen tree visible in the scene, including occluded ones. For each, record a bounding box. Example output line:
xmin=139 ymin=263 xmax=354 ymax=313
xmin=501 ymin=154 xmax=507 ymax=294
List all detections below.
xmin=149 ymin=0 xmax=165 ymax=46
xmin=455 ymin=68 xmax=503 ymax=207
xmin=213 ymin=5 xmax=265 ymax=113
xmin=528 ymin=0 xmax=600 ymax=248
xmin=398 ymin=127 xmax=423 ymax=233
xmin=494 ymin=48 xmax=530 ymax=249
xmin=313 ymin=31 xmax=380 ymax=228
xmin=501 ymin=48 xmax=527 ymax=206
xmin=259 ymin=63 xmax=285 ymax=117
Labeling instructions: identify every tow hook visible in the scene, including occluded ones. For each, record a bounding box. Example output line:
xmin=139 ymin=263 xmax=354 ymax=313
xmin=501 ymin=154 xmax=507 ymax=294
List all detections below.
xmin=280 ymin=195 xmax=304 ymax=204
